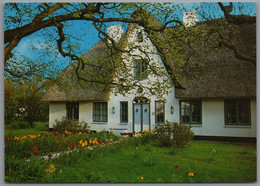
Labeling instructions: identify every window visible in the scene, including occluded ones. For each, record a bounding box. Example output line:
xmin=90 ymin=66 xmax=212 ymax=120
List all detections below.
xmin=66 ymin=102 xmax=79 ymax=120
xmin=134 ymin=59 xmax=148 ymax=79
xmin=155 ymin=101 xmax=165 ymax=123
xmin=137 ymin=31 xmax=143 ymax=42
xmin=120 ymin=102 xmax=128 ymax=123
xmin=180 ymin=100 xmax=201 ymax=124
xmin=93 ymin=102 xmax=108 ymax=122
xmin=225 ymin=99 xmax=250 ymax=125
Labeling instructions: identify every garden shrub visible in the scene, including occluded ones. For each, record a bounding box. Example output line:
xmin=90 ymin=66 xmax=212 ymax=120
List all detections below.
xmin=155 ymin=121 xmax=194 ymax=148
xmin=53 ymin=117 xmax=89 ymax=134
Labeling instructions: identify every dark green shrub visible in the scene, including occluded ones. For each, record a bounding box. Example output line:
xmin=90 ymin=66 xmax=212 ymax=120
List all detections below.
xmin=6 ymin=122 xmax=19 ymax=130
xmin=6 ymin=121 xmax=30 ymax=129
xmin=53 ymin=117 xmax=89 ymax=134
xmin=155 ymin=121 xmax=194 ymax=148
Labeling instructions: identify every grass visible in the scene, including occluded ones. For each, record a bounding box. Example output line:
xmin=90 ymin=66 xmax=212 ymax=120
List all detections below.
xmin=5 ymin=121 xmax=49 ymax=137
xmin=5 ymin=139 xmax=256 ymax=183
xmin=53 ymin=141 xmax=256 ymax=183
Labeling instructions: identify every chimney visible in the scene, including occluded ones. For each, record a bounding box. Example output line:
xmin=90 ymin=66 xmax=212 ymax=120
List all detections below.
xmin=107 ymin=24 xmax=123 ymax=43
xmin=183 ymin=10 xmax=198 ymax=27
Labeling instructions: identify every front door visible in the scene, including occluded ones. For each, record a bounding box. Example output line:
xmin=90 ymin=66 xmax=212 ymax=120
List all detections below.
xmin=133 ymin=103 xmax=150 ymax=133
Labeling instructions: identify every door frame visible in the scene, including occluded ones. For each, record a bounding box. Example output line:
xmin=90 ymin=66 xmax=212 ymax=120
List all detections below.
xmin=132 ymin=102 xmax=150 ymax=133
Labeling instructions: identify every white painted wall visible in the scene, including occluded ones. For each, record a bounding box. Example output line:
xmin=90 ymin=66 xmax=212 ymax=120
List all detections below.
xmin=190 ymin=99 xmax=256 ymax=138
xmin=49 ymin=102 xmax=66 ymax=128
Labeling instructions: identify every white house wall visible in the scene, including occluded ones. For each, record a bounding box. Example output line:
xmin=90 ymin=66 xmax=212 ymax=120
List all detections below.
xmin=190 ymin=99 xmax=256 ymax=138
xmin=75 ymin=89 xmax=179 ymax=135
xmin=49 ymin=102 xmax=66 ymax=128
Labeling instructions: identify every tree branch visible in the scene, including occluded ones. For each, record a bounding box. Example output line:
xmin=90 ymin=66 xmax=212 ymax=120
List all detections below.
xmin=219 ymin=40 xmax=256 ymax=65
xmin=218 ymin=2 xmax=256 ymax=25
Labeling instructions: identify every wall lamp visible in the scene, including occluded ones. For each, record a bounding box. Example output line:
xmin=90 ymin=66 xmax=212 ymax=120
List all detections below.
xmin=112 ymin=106 xmax=115 ymax=114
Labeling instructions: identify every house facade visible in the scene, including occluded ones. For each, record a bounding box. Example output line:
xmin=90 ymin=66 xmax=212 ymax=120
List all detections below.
xmin=42 ymin=11 xmax=256 ymax=139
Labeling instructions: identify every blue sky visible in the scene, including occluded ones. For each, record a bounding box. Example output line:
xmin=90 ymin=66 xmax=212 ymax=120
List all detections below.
xmin=4 ymin=2 xmax=256 ymax=76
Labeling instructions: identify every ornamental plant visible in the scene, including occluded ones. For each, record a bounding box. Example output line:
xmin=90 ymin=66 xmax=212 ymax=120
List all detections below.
xmin=155 ymin=121 xmax=194 ymax=148
xmin=53 ymin=117 xmax=89 ymax=134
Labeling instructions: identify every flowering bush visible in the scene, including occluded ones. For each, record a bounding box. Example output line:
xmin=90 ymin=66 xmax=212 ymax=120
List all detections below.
xmin=53 ymin=117 xmax=89 ymax=134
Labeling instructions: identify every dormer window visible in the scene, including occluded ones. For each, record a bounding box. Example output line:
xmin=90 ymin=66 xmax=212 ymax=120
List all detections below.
xmin=134 ymin=58 xmax=148 ymax=79
xmin=137 ymin=32 xmax=143 ymax=42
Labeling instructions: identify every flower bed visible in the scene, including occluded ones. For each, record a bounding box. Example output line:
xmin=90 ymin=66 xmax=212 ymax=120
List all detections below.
xmin=5 ymin=130 xmax=118 ymax=160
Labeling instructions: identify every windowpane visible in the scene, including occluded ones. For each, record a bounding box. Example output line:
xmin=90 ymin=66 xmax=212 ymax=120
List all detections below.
xmin=180 ymin=100 xmax=201 ymax=124
xmin=66 ymin=102 xmax=79 ymax=120
xmin=134 ymin=59 xmax=148 ymax=79
xmin=156 ymin=101 xmax=164 ymax=123
xmin=93 ymin=102 xmax=107 ymax=122
xmin=225 ymin=99 xmax=250 ymax=125
xmin=120 ymin=102 xmax=128 ymax=123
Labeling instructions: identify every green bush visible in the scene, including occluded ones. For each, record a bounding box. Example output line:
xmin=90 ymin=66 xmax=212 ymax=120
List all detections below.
xmin=53 ymin=117 xmax=89 ymax=134
xmin=6 ymin=121 xmax=31 ymax=130
xmin=155 ymin=121 xmax=194 ymax=148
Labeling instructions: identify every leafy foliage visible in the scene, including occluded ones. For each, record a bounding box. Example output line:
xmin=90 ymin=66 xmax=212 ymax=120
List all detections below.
xmin=4 ymin=78 xmax=49 ymax=126
xmin=155 ymin=121 xmax=194 ymax=148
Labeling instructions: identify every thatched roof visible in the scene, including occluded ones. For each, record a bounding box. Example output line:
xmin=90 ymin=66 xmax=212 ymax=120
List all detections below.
xmin=172 ymin=22 xmax=256 ymax=99
xmin=42 ymin=40 xmax=116 ymax=102
xmin=42 ymin=10 xmax=256 ymax=101
xmin=147 ymin=18 xmax=256 ymax=99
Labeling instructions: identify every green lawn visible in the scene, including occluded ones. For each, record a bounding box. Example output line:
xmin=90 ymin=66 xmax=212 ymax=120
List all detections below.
xmin=5 ymin=121 xmax=49 ymax=137
xmin=5 ymin=138 xmax=256 ymax=183
xmin=51 ymin=141 xmax=256 ymax=183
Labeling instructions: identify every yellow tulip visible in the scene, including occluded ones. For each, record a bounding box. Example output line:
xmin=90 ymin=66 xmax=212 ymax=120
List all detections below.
xmin=189 ymin=172 xmax=194 ymax=177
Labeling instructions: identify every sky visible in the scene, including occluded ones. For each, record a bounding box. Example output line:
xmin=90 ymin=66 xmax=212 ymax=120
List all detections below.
xmin=4 ymin=2 xmax=257 ymax=78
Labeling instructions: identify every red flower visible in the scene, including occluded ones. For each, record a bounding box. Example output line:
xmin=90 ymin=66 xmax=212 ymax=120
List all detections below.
xmin=4 ymin=136 xmax=8 ymax=143
xmin=35 ymin=143 xmax=39 ymax=147
xmin=174 ymin=166 xmax=180 ymax=170
xmin=13 ymin=152 xmax=16 ymax=156
xmin=48 ymin=154 xmax=52 ymax=159
xmin=76 ymin=142 xmax=80 ymax=145
xmin=33 ymin=149 xmax=38 ymax=154
xmin=30 ymin=147 xmax=34 ymax=151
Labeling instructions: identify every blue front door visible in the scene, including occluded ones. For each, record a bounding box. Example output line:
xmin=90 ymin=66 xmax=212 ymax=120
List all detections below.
xmin=133 ymin=103 xmax=150 ymax=132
